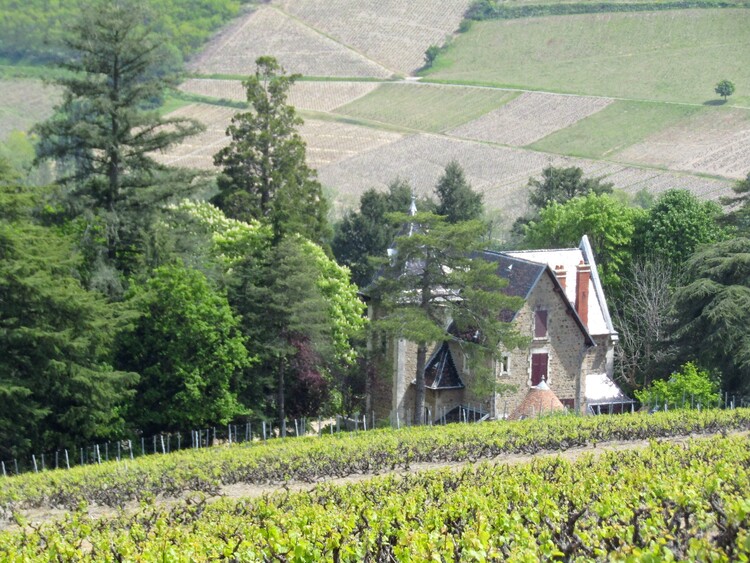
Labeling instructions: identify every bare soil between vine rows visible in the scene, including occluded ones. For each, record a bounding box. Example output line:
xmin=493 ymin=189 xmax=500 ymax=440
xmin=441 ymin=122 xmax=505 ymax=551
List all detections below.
xmin=3 ymin=430 xmax=747 ymax=532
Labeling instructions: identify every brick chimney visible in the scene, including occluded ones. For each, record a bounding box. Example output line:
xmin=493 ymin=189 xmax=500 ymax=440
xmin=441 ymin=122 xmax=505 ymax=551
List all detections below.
xmin=575 ymin=261 xmax=590 ymax=328
xmin=554 ymin=265 xmax=566 ymax=291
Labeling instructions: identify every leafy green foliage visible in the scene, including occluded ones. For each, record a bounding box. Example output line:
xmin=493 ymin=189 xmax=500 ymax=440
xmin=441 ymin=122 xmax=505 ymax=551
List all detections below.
xmin=0 ymin=186 xmax=137 ymax=459
xmin=116 ymin=263 xmax=250 ymax=434
xmin=434 ymin=160 xmax=484 ymax=223
xmin=633 ymin=189 xmax=728 ymax=275
xmin=673 ymin=237 xmax=750 ymax=392
xmin=0 ymin=0 xmax=243 ymax=64
xmin=229 ymin=237 xmax=335 ymax=422
xmin=715 ymin=79 xmax=736 ymax=100
xmin=523 ymin=193 xmax=645 ymax=292
xmin=7 ymin=434 xmax=750 ymax=559
xmin=213 ymin=56 xmax=330 ymax=245
xmin=172 ymin=200 xmax=364 ymax=365
xmin=423 ymin=44 xmax=441 ymax=68
xmin=371 ymin=212 xmax=524 ymax=423
xmin=635 ymin=362 xmax=720 ymax=408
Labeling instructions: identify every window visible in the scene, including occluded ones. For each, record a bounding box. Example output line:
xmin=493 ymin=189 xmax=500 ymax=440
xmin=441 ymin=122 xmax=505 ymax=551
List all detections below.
xmin=534 ymin=310 xmax=548 ymax=339
xmin=496 ymin=353 xmax=510 ymax=376
xmin=531 ymin=352 xmax=548 ymax=386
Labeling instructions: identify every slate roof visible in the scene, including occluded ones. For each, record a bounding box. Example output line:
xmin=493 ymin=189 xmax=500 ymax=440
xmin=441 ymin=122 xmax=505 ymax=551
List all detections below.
xmin=478 ymin=251 xmax=546 ymax=320
xmin=422 ymin=342 xmax=464 ymax=390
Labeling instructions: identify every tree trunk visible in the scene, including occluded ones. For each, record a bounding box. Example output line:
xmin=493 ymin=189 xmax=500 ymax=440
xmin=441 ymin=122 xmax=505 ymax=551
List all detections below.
xmin=414 ymin=342 xmax=427 ymax=425
xmin=278 ymin=356 xmax=286 ymax=438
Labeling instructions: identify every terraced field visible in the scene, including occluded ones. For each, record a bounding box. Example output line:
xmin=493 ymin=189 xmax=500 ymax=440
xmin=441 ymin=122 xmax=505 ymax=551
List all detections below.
xmin=315 ymin=132 xmax=731 ymax=225
xmin=615 ymin=107 xmax=750 ymax=179
xmin=179 ymin=78 xmax=381 ymax=112
xmin=529 ymin=100 xmax=705 ymax=158
xmin=334 ymin=82 xmax=518 ymax=132
xmin=0 ymin=78 xmax=59 ymax=140
xmin=158 ymin=103 xmax=405 ymax=174
xmin=448 ymin=91 xmax=614 ymax=146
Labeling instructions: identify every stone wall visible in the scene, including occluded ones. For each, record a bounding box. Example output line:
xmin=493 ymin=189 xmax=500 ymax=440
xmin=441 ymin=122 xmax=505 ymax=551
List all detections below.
xmin=493 ymin=271 xmax=589 ymax=416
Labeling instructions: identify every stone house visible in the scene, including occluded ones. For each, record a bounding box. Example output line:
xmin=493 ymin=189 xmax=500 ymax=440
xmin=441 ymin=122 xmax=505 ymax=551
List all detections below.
xmin=367 ymin=235 xmax=631 ymax=424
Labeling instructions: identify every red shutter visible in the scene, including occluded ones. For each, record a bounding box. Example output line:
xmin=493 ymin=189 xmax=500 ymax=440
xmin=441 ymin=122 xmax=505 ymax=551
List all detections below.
xmin=531 ymin=353 xmax=548 ymax=386
xmin=534 ymin=310 xmax=548 ymax=338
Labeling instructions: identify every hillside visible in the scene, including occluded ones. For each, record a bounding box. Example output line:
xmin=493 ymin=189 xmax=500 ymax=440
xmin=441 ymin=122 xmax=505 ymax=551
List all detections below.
xmin=153 ymin=0 xmax=748 ymax=223
xmin=1 ymin=0 xmax=747 ymax=223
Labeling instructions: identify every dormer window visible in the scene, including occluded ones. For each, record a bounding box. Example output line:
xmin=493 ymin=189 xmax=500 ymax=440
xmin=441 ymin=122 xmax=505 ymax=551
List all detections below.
xmin=534 ymin=309 xmax=548 ymax=339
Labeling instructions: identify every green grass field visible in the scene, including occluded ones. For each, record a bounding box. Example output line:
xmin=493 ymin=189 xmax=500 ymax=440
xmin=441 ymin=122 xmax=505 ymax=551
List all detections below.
xmin=333 ymin=83 xmax=518 ymax=132
xmin=426 ymin=9 xmax=750 ymax=106
xmin=529 ymin=100 xmax=704 ymax=158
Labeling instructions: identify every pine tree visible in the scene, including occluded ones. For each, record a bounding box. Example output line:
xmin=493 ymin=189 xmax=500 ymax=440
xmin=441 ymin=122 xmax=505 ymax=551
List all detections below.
xmin=229 ymin=237 xmax=334 ymax=431
xmin=213 ymin=56 xmax=330 ymax=245
xmin=370 ymin=213 xmax=524 ymax=424
xmin=332 ymin=179 xmax=412 ymax=287
xmin=33 ymin=0 xmax=204 ymax=275
xmin=0 ymin=185 xmax=137 ymax=459
xmin=435 ymin=161 xmax=483 ymax=223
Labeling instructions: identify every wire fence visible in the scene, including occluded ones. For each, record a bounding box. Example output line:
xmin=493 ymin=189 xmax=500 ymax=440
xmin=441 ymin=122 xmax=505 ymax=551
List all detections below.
xmin=0 ymin=412 xmax=385 ymax=478
xmin=2 ymin=394 xmax=745 ymax=478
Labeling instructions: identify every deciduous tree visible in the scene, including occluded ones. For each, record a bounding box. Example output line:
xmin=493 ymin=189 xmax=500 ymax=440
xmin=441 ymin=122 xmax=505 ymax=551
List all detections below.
xmin=523 ymin=193 xmax=644 ymax=293
xmin=633 ymin=189 xmax=727 ymax=276
xmin=715 ymin=79 xmax=735 ymax=101
xmin=613 ymin=258 xmax=676 ymax=390
xmin=116 ymin=263 xmax=251 ymax=434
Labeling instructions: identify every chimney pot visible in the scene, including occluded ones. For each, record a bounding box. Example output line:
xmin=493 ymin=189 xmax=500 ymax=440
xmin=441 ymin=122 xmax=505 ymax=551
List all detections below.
xmin=554 ymin=264 xmax=567 ymax=291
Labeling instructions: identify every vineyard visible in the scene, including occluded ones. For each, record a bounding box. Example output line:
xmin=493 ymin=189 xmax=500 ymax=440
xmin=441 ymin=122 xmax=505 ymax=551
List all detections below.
xmin=529 ymin=100 xmax=704 ymax=159
xmin=334 ymin=82 xmax=518 ymax=132
xmin=3 ymin=411 xmax=750 ymax=559
xmin=616 ymin=107 xmax=750 ymax=180
xmin=448 ymin=91 xmax=613 ymax=146
xmin=157 ymin=103 xmax=405 ymax=174
xmin=0 ymin=78 xmax=59 ymax=141
xmin=155 ymin=99 xmax=735 ymax=219
xmin=276 ymin=0 xmax=473 ymax=75
xmin=187 ymin=5 xmax=392 ymax=78
xmin=2 ymin=409 xmax=748 ymax=517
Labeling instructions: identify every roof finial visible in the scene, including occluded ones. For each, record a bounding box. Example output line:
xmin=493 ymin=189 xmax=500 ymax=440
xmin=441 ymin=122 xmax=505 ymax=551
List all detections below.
xmin=409 ymin=191 xmax=417 ymax=216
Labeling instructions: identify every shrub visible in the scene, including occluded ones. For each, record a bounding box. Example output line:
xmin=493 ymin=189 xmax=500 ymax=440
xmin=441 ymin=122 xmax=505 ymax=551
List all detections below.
xmin=635 ymin=362 xmax=720 ymax=409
